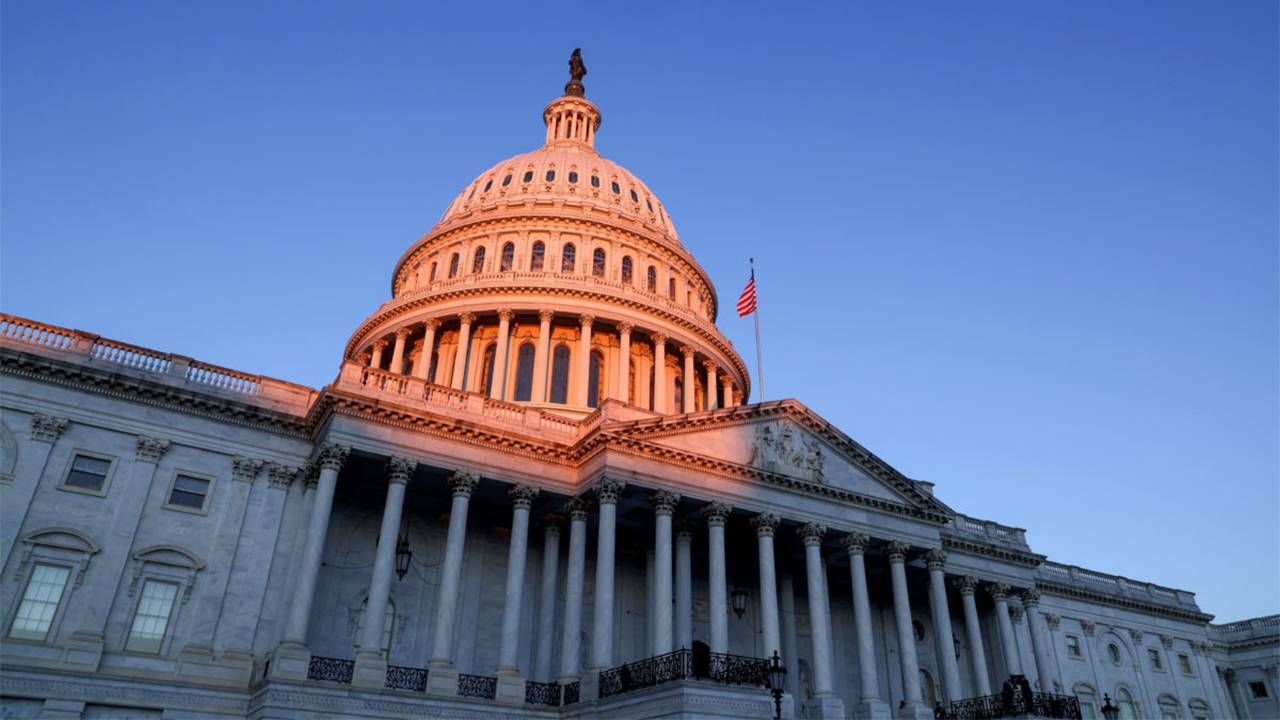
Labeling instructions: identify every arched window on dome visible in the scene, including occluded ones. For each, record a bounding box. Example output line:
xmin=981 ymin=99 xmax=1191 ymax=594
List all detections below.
xmin=530 ymin=241 xmax=545 ymax=271
xmin=513 ymin=343 xmax=536 ymax=402
xmin=630 ymin=189 xmax=639 ymax=203
xmin=429 ymin=261 xmax=438 ymax=283
xmin=480 ymin=344 xmax=497 ymax=396
xmin=549 ymin=344 xmax=571 ymax=404
xmin=592 ymin=248 xmax=606 ymax=278
xmin=500 ymin=242 xmax=515 ymax=272
xmin=545 ymin=169 xmax=556 ymax=182
xmin=427 ymin=351 xmax=439 ymax=384
xmin=611 ymin=181 xmax=621 ymax=194
xmin=668 ymin=277 xmax=677 ymax=300
xmin=647 ymin=266 xmax=657 ymax=293
xmin=673 ymin=372 xmax=683 ymax=411
xmin=621 ymin=256 xmax=633 ymax=285
xmin=587 ymin=351 xmax=604 ymax=408
xmin=448 ymin=253 xmax=460 ymax=279
xmin=501 ymin=174 xmax=512 ymax=187
xmin=483 ymin=179 xmax=493 ymax=192
xmin=472 ymin=247 xmax=486 ymax=274
xmin=591 ymin=175 xmax=600 ymax=188
xmin=561 ymin=244 xmax=576 ymax=273
xmin=568 ymin=171 xmax=578 ymax=184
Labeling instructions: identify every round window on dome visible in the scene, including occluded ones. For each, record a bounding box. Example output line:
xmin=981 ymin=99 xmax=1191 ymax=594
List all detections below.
xmin=523 ymin=171 xmax=534 ymax=183
xmin=611 ymin=181 xmax=621 ymax=194
xmin=591 ymin=175 xmax=600 ymax=188
xmin=568 ymin=171 xmax=578 ymax=184
xmin=545 ymin=170 xmax=556 ymax=182
xmin=501 ymin=174 xmax=511 ymax=187
xmin=646 ymin=198 xmax=654 ymax=212
xmin=630 ymin=189 xmax=638 ymax=203
xmin=484 ymin=180 xmax=493 ymax=192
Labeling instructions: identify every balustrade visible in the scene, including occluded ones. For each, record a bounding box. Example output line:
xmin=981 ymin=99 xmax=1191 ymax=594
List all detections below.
xmin=457 ymin=673 xmax=498 ymax=700
xmin=563 ymin=681 xmax=581 ymax=705
xmin=524 ymin=680 xmax=562 ymax=706
xmin=597 ymin=648 xmax=769 ymax=699
xmin=306 ymin=656 xmax=355 ymax=685
xmin=383 ymin=665 xmax=428 ymax=692
xmin=947 ymin=687 xmax=1081 ymax=720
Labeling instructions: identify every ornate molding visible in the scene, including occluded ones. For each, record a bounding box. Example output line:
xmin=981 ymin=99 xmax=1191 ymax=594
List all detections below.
xmin=542 ymin=517 xmax=563 ymax=536
xmin=1022 ymin=588 xmax=1042 ymax=607
xmin=797 ymin=522 xmax=826 ymax=546
xmin=989 ymin=582 xmax=1012 ymax=601
xmin=1010 ymin=606 xmax=1025 ymax=624
xmin=1081 ymin=619 xmax=1096 ymax=636
xmin=701 ymin=501 xmax=732 ymax=527
xmin=1160 ymin=634 xmax=1173 ymax=649
xmin=448 ymin=470 xmax=480 ymax=497
xmin=231 ymin=456 xmax=263 ymax=483
xmin=750 ymin=512 xmax=779 ymax=537
xmin=386 ymin=456 xmax=415 ymax=484
xmin=564 ymin=496 xmax=591 ymax=521
xmin=843 ymin=531 xmax=870 ymax=555
xmin=650 ymin=489 xmax=680 ymax=515
xmin=135 ymin=436 xmax=170 ymax=464
xmin=579 ymin=313 xmax=595 ymax=327
xmin=595 ymin=477 xmax=625 ymax=504
xmin=617 ymin=321 xmax=634 ymax=335
xmin=956 ymin=575 xmax=980 ymax=596
xmin=886 ymin=541 xmax=911 ymax=562
xmin=924 ymin=548 xmax=948 ymax=571
xmin=266 ymin=463 xmax=296 ymax=489
xmin=1129 ymin=629 xmax=1144 ymax=643
xmin=29 ymin=413 xmax=68 ymax=443
xmin=394 ymin=327 xmax=414 ymax=339
xmin=509 ymin=484 xmax=539 ymax=509
xmin=674 ymin=520 xmax=693 ymax=541
xmin=497 ymin=308 xmax=515 ymax=322
xmin=316 ymin=442 xmax=350 ymax=471
xmin=1045 ymin=613 xmax=1061 ymax=631
xmin=302 ymin=461 xmax=319 ymax=491
xmin=538 ymin=308 xmax=556 ymax=323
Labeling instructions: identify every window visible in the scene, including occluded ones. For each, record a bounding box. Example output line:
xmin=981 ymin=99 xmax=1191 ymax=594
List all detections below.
xmin=1074 ymin=685 xmax=1098 ymax=720
xmin=522 ymin=170 xmax=534 ymax=183
xmin=912 ymin=620 xmax=926 ymax=643
xmin=549 ymin=345 xmax=571 ymax=404
xmin=483 ymin=179 xmax=493 ymax=192
xmin=8 ymin=564 xmax=70 ymax=642
xmin=1066 ymin=634 xmax=1082 ymax=657
xmin=629 ymin=189 xmax=638 ymax=203
xmin=1178 ymin=653 xmax=1193 ymax=675
xmin=501 ymin=173 xmax=512 ymax=187
xmin=530 ymin=241 xmax=545 ymax=271
xmin=1108 ymin=642 xmax=1122 ymax=665
xmin=568 ymin=171 xmax=578 ymax=184
xmin=561 ymin=244 xmax=576 ymax=273
xmin=647 ymin=266 xmax=657 ymax=292
xmin=1116 ymin=688 xmax=1137 ymax=720
xmin=1148 ymin=647 xmax=1163 ymax=671
xmin=592 ymin=248 xmax=606 ymax=278
xmin=646 ymin=198 xmax=654 ymax=212
xmin=63 ymin=453 xmax=111 ymax=493
xmin=514 ymin=343 xmax=536 ymax=402
xmin=621 ymin=256 xmax=633 ymax=285
xmin=1157 ymin=695 xmax=1180 ymax=720
xmin=668 ymin=277 xmax=676 ymax=300
xmin=1249 ymin=681 xmax=1269 ymax=699
xmin=1188 ymin=700 xmax=1211 ymax=720
xmin=500 ymin=242 xmax=515 ymax=272
xmin=166 ymin=474 xmax=211 ymax=511
xmin=611 ymin=181 xmax=620 ymax=194
xmin=429 ymin=261 xmax=438 ymax=282
xmin=591 ymin=175 xmax=600 ymax=188
xmin=125 ymin=579 xmax=178 ymax=654
xmin=545 ymin=170 xmax=555 ymax=182
xmin=481 ymin=345 xmax=497 ymax=396
xmin=468 ymin=186 xmax=476 ymax=200
xmin=472 ymin=247 xmax=486 ymax=274
xmin=448 ymin=253 xmax=460 ymax=278
xmin=919 ymin=669 xmax=937 ymax=709
xmin=587 ymin=351 xmax=604 ymax=408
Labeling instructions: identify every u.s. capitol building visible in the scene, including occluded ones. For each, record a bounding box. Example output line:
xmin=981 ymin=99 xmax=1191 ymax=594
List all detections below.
xmin=1 ymin=55 xmax=1275 ymax=720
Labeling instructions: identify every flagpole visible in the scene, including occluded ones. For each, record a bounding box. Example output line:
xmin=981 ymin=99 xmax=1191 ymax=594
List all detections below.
xmin=751 ymin=257 xmax=765 ymax=402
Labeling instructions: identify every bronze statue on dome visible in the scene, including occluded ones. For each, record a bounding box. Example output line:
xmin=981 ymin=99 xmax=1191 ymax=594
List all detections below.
xmin=565 ymin=48 xmax=587 ymax=97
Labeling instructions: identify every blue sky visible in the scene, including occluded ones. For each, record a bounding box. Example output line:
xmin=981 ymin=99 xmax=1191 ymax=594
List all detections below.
xmin=3 ymin=1 xmax=1276 ymax=621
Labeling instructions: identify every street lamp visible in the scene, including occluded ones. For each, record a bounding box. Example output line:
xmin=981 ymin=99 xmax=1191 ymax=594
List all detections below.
xmin=732 ymin=588 xmax=748 ymax=619
xmin=1100 ymin=694 xmax=1120 ymax=720
xmin=767 ymin=650 xmax=786 ymax=720
xmin=394 ymin=533 xmax=412 ymax=580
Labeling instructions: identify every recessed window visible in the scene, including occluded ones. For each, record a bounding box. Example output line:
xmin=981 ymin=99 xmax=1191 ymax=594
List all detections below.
xmin=1177 ymin=653 xmax=1193 ymax=675
xmin=545 ymin=170 xmax=556 ymax=182
xmin=448 ymin=253 xmax=460 ymax=279
xmin=668 ymin=277 xmax=676 ymax=300
xmin=1108 ymin=643 xmax=1122 ymax=665
xmin=646 ymin=198 xmax=654 ymax=212
xmin=472 ymin=246 xmax=486 ymax=274
xmin=647 ymin=266 xmax=657 ymax=292
xmin=429 ymin=261 xmax=438 ymax=282
xmin=1148 ymin=647 xmax=1163 ymax=671
xmin=500 ymin=242 xmax=515 ymax=272
xmin=912 ymin=620 xmax=926 ymax=643
xmin=591 ymin=175 xmax=600 ymax=188
xmin=1066 ymin=635 xmax=1082 ymax=658
xmin=561 ymin=243 xmax=576 ymax=273
xmin=523 ymin=171 xmax=534 ymax=183
xmin=592 ymin=248 xmax=606 ymax=278
xmin=611 ymin=181 xmax=620 ymax=194
xmin=64 ymin=453 xmax=111 ymax=493
xmin=1249 ymin=681 xmax=1269 ymax=700
xmin=621 ymin=256 xmax=633 ymax=285
xmin=630 ymin=189 xmax=638 ymax=203
xmin=501 ymin=174 xmax=512 ymax=187
xmin=9 ymin=564 xmax=70 ymax=642
xmin=125 ymin=579 xmax=178 ymax=654
xmin=483 ymin=180 xmax=492 ymax=192
xmin=468 ymin=186 xmax=477 ymax=199
xmin=530 ymin=241 xmax=545 ymax=271
xmin=167 ymin=474 xmax=210 ymax=511
xmin=568 ymin=171 xmax=578 ymax=184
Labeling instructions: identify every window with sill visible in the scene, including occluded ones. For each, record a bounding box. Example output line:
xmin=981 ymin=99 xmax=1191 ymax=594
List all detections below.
xmin=1249 ymin=681 xmax=1269 ymax=699
xmin=167 ymin=474 xmax=211 ymax=512
xmin=63 ymin=453 xmax=112 ymax=493
xmin=592 ymin=248 xmax=606 ymax=278
xmin=1066 ymin=634 xmax=1082 ymax=657
xmin=561 ymin=244 xmax=576 ymax=273
xmin=9 ymin=563 xmax=71 ymax=642
xmin=472 ymin=247 xmax=486 ymax=274
xmin=1148 ymin=647 xmax=1163 ymax=671
xmin=125 ymin=579 xmax=179 ymax=654
xmin=500 ymin=242 xmax=515 ymax=272
xmin=530 ymin=241 xmax=546 ymax=271
xmin=1178 ymin=653 xmax=1193 ymax=675
xmin=448 ymin=253 xmax=460 ymax=279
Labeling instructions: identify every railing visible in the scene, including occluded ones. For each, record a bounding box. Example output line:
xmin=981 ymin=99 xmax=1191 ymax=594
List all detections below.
xmin=598 ymin=648 xmax=771 ymax=699
xmin=384 ymin=665 xmax=428 ymax=692
xmin=946 ymin=513 xmax=1030 ymax=548
xmin=525 ymin=680 xmax=561 ymax=706
xmin=948 ymin=688 xmax=1081 ymax=719
xmin=457 ymin=673 xmax=497 ymax=700
xmin=563 ymin=680 xmax=581 ymax=705
xmin=1037 ymin=560 xmax=1201 ymax=611
xmin=90 ymin=337 xmax=172 ymax=373
xmin=186 ymin=361 xmax=261 ymax=395
xmin=0 ymin=316 xmax=77 ymax=350
xmin=306 ymin=656 xmax=354 ymax=685
xmin=1213 ymin=615 xmax=1280 ymax=639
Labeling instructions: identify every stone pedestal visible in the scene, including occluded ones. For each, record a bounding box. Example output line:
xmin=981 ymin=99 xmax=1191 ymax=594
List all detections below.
xmin=175 ymin=644 xmax=253 ymax=686
xmin=38 ymin=699 xmax=85 ymax=720
xmin=855 ymin=697 xmax=893 ymax=719
xmin=802 ymin=694 xmax=847 ymax=720
xmin=266 ymin=641 xmax=311 ymax=681
xmin=351 ymin=648 xmax=389 ymax=689
xmin=495 ymin=670 xmax=526 ymax=706
xmin=59 ymin=630 xmax=104 ymax=672
xmin=425 ymin=662 xmax=459 ymax=697
xmin=579 ymin=670 xmax=601 ymax=704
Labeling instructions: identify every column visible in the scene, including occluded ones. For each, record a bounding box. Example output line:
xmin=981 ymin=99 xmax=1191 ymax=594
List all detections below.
xmin=1021 ymin=589 xmax=1060 ymax=692
xmin=651 ymin=490 xmax=679 ymax=655
xmin=449 ymin=313 xmax=475 ymax=390
xmin=646 ymin=550 xmax=656 ymax=655
xmin=721 ymin=375 xmax=734 ymax=409
xmin=956 ymin=576 xmax=992 ymax=696
xmin=925 ymin=549 xmax=963 ymax=704
xmin=887 ymin=541 xmax=928 ymax=716
xmin=750 ymin=513 xmax=782 ymax=658
xmin=702 ymin=501 xmax=731 ymax=654
xmin=652 ymin=333 xmax=668 ymax=413
xmin=533 ymin=519 xmax=561 ymax=682
xmin=675 ymin=521 xmax=693 ymax=650
xmin=779 ymin=573 xmax=802 ymax=700
xmin=574 ymin=314 xmax=595 ymax=406
xmin=371 ymin=339 xmax=387 ymax=369
xmin=798 ymin=524 xmax=838 ymax=703
xmin=353 ymin=456 xmax=414 ymax=687
xmin=843 ymin=532 xmax=888 ymax=716
xmin=680 ymin=345 xmax=696 ymax=414
xmin=703 ymin=359 xmax=718 ymax=410
xmin=558 ymin=499 xmax=589 ymax=684
xmin=390 ymin=327 xmax=411 ymax=375
xmin=282 ymin=443 xmax=348 ymax=646
xmin=989 ymin=583 xmax=1023 ymax=677
xmin=531 ymin=309 xmax=554 ymax=403
xmin=425 ymin=471 xmax=480 ymax=695
xmin=589 ymin=478 xmax=625 ymax=671
xmin=490 ymin=309 xmax=514 ymax=399
xmin=414 ymin=319 xmax=440 ymax=380
xmin=495 ymin=484 xmax=539 ymax=702
xmin=1223 ymin=668 xmax=1253 ymax=720
xmin=615 ymin=322 xmax=632 ymax=402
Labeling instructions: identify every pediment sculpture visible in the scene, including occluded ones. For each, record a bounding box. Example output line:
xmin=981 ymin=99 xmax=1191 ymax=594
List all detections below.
xmin=749 ymin=421 xmax=826 ymax=484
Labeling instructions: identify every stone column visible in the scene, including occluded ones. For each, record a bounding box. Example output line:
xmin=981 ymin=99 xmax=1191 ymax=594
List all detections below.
xmin=721 ymin=375 xmax=735 ymax=409
xmin=779 ymin=573 xmax=802 ymax=700
xmin=702 ymin=359 xmax=718 ymax=410
xmin=651 ymin=490 xmax=679 ymax=655
xmin=371 ymin=339 xmax=387 ymax=368
xmin=680 ymin=345 xmax=696 ymax=414
xmin=490 ymin=309 xmax=514 ymax=399
xmin=558 ymin=499 xmax=590 ymax=684
xmin=531 ymin=309 xmax=554 ymax=403
xmin=652 ymin=333 xmax=668 ymax=413
xmin=449 ymin=313 xmax=475 ymax=390
xmin=1021 ymin=589 xmax=1059 ymax=692
xmin=989 ymin=583 xmax=1023 ymax=677
xmin=750 ymin=513 xmax=782 ymax=658
xmin=799 ymin=523 xmax=844 ymax=718
xmin=675 ymin=521 xmax=693 ymax=650
xmin=533 ymin=519 xmax=561 ymax=683
xmin=646 ymin=550 xmax=656 ymax=655
xmin=956 ymin=576 xmax=992 ymax=696
xmin=495 ymin=484 xmax=538 ymax=703
xmin=574 ymin=314 xmax=595 ymax=406
xmin=887 ymin=541 xmax=929 ymax=717
xmin=390 ymin=327 xmax=412 ymax=375
xmin=587 ymin=478 xmax=625 ymax=688
xmin=1223 ymin=668 xmax=1253 ymax=720
xmin=414 ymin=319 xmax=440 ymax=380
xmin=843 ymin=532 xmax=889 ymax=717
xmin=924 ymin=550 xmax=963 ymax=705
xmin=615 ymin=322 xmax=632 ymax=402
xmin=425 ymin=471 xmax=480 ymax=696
xmin=702 ymin=501 xmax=731 ymax=654
xmin=353 ymin=457 xmax=414 ymax=687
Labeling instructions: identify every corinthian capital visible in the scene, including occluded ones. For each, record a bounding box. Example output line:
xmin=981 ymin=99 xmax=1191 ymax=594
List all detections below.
xmin=497 ymin=308 xmax=515 ymax=322
xmin=989 ymin=582 xmax=1012 ymax=601
xmin=955 ymin=575 xmax=980 ymax=596
xmin=458 ymin=312 xmax=476 ymax=325
xmin=394 ymin=326 xmax=414 ymax=339
xmin=1021 ymin=588 xmax=1042 ymax=607
xmin=30 ymin=414 xmax=68 ymax=443
xmin=617 ymin=321 xmax=634 ymax=335
xmin=316 ymin=442 xmax=350 ymax=471
xmin=701 ymin=501 xmax=732 ymax=527
xmin=372 ymin=338 xmax=389 ymax=351
xmin=424 ymin=317 xmax=442 ymax=331
xmin=448 ymin=471 xmax=479 ymax=497
xmin=538 ymin=309 xmax=556 ymax=323
xmin=266 ymin=463 xmax=297 ymax=489
xmin=651 ymin=332 xmax=667 ymax=346
xmin=579 ymin=313 xmax=595 ymax=327
xmin=564 ymin=496 xmax=592 ymax=521
xmin=231 ymin=456 xmax=263 ymax=483
xmin=595 ymin=477 xmax=626 ymax=505
xmin=509 ymin=484 xmax=539 ymax=509
xmin=386 ymin=456 xmax=415 ymax=484
xmin=843 ymin=532 xmax=870 ymax=555
xmin=750 ymin=512 xmax=780 ymax=537
xmin=924 ymin=548 xmax=948 ymax=571
xmin=885 ymin=541 xmax=911 ymax=562
xmin=650 ymin=490 xmax=680 ymax=515
xmin=135 ymin=436 xmax=171 ymax=464
xmin=797 ymin=522 xmax=826 ymax=546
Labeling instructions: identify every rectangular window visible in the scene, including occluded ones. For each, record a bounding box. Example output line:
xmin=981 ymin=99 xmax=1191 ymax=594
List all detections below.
xmin=1066 ymin=634 xmax=1082 ymax=657
xmin=1148 ymin=647 xmax=1163 ymax=670
xmin=1249 ymin=681 xmax=1269 ymax=699
xmin=125 ymin=579 xmax=179 ymax=654
xmin=1178 ymin=653 xmax=1194 ymax=675
xmin=9 ymin=564 xmax=71 ymax=641
xmin=167 ymin=474 xmax=210 ymax=511
xmin=64 ymin=454 xmax=110 ymax=492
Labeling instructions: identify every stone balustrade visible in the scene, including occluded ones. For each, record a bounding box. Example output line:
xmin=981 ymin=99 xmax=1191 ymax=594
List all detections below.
xmin=945 ymin=512 xmax=1030 ymax=548
xmin=1037 ymin=560 xmax=1202 ymax=611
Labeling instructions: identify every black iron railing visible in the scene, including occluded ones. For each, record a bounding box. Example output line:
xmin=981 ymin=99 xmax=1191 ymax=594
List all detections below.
xmin=563 ymin=680 xmax=581 ymax=705
xmin=598 ymin=648 xmax=771 ymax=699
xmin=384 ymin=665 xmax=428 ymax=692
xmin=306 ymin=656 xmax=354 ymax=684
xmin=457 ymin=673 xmax=498 ymax=700
xmin=525 ymin=680 xmax=562 ymax=706
xmin=948 ymin=689 xmax=1081 ymax=719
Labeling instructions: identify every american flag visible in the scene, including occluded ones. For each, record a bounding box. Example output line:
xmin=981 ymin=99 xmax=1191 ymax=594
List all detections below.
xmin=736 ymin=272 xmax=757 ymax=317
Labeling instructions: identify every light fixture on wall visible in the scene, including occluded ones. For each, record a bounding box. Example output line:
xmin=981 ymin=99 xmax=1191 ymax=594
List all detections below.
xmin=1100 ymin=694 xmax=1119 ymax=720
xmin=731 ymin=588 xmax=748 ymax=619
xmin=767 ymin=650 xmax=786 ymax=720
xmin=394 ymin=534 xmax=412 ymax=580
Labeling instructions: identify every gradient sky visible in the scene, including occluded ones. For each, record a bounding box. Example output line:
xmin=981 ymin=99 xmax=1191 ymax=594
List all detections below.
xmin=3 ymin=2 xmax=1276 ymax=622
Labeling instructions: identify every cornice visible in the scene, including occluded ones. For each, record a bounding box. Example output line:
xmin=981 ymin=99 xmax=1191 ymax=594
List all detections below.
xmin=1035 ymin=580 xmax=1214 ymax=624
xmin=942 ymin=536 xmax=1045 ymax=568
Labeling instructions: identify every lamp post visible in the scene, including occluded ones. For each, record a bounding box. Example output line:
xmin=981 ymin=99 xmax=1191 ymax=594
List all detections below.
xmin=732 ymin=587 xmax=748 ymax=619
xmin=394 ymin=533 xmax=412 ymax=580
xmin=1100 ymin=693 xmax=1120 ymax=720
xmin=767 ymin=650 xmax=786 ymax=720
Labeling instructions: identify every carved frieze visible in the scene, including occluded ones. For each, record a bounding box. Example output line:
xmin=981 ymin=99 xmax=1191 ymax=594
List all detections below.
xmin=749 ymin=421 xmax=826 ymax=484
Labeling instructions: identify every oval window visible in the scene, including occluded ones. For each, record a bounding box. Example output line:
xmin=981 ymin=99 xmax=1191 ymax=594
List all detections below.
xmin=501 ymin=174 xmax=512 ymax=187
xmin=591 ymin=175 xmax=601 ymax=188
xmin=546 ymin=170 xmax=556 ymax=181
xmin=568 ymin=171 xmax=578 ymax=183
xmin=630 ymin=189 xmax=639 ymax=203
xmin=523 ymin=171 xmax=534 ymax=183
xmin=611 ymin=181 xmax=621 ymax=194
xmin=483 ymin=180 xmax=493 ymax=192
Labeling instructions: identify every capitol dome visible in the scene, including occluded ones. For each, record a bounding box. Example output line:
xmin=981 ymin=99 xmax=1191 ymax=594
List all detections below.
xmin=344 ymin=55 xmax=748 ymax=418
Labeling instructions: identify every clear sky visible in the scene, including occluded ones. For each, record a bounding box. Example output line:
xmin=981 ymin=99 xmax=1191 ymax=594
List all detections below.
xmin=3 ymin=2 xmax=1276 ymax=622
